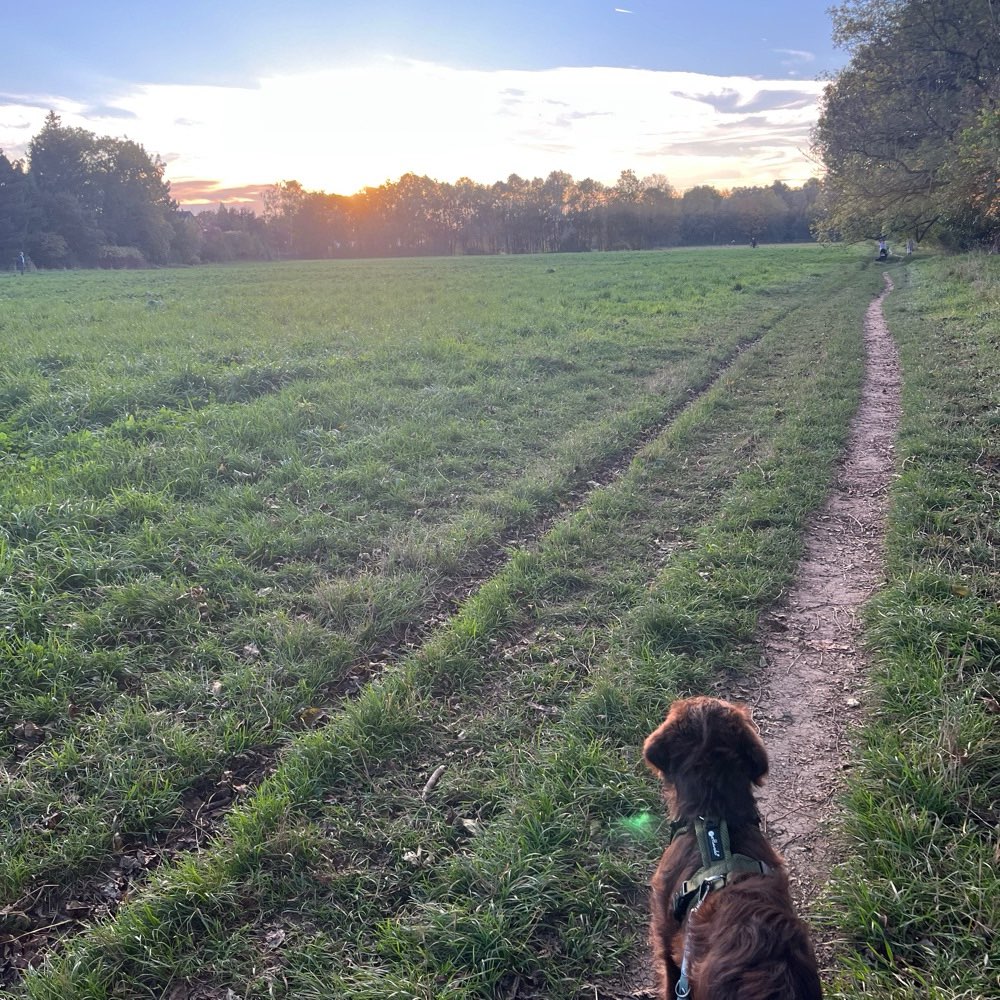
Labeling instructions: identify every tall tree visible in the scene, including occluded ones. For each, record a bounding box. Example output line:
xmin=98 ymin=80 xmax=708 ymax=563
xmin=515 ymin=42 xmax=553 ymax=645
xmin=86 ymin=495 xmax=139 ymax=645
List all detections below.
xmin=262 ymin=179 xmax=307 ymax=257
xmin=814 ymin=0 xmax=1000 ymax=245
xmin=722 ymin=187 xmax=789 ymax=243
xmin=680 ymin=185 xmax=724 ymax=245
xmin=0 ymin=152 xmax=36 ymax=265
xmin=93 ymin=136 xmax=175 ymax=263
xmin=27 ymin=112 xmax=178 ymax=264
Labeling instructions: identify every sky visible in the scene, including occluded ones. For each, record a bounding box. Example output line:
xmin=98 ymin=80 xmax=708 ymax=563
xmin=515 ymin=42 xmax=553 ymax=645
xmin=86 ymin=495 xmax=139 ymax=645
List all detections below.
xmin=0 ymin=2 xmax=845 ymax=210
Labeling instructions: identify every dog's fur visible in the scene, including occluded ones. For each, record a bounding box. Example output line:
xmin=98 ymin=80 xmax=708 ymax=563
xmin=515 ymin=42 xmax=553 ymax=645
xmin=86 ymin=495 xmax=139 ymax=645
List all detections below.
xmin=643 ymin=697 xmax=822 ymax=999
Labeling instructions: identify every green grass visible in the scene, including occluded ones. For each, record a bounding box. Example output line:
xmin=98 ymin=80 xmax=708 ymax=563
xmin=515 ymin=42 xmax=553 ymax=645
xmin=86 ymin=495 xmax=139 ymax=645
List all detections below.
xmin=825 ymin=254 xmax=1000 ymax=1000
xmin=0 ymin=248 xmax=857 ymax=908
xmin=0 ymin=246 xmax=891 ymax=998
xmin=17 ymin=248 xmax=996 ymax=999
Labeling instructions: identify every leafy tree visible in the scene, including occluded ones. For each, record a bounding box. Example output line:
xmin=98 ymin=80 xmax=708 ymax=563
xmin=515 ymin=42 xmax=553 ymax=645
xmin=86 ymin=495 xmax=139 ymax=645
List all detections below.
xmin=638 ymin=176 xmax=681 ymax=247
xmin=32 ymin=190 xmax=103 ymax=265
xmin=680 ymin=185 xmax=724 ymax=244
xmin=0 ymin=151 xmax=36 ymax=266
xmin=170 ymin=212 xmax=204 ymax=264
xmin=27 ymin=113 xmax=104 ymax=262
xmin=294 ymin=191 xmax=350 ymax=258
xmin=563 ymin=177 xmax=608 ymax=250
xmin=197 ymin=205 xmax=269 ymax=262
xmin=26 ymin=112 xmax=178 ymax=264
xmin=722 ymin=187 xmax=789 ymax=243
xmin=28 ymin=112 xmax=101 ymax=207
xmin=815 ymin=0 xmax=1000 ymax=245
xmin=94 ymin=137 xmax=175 ymax=263
xmin=262 ymin=179 xmax=307 ymax=256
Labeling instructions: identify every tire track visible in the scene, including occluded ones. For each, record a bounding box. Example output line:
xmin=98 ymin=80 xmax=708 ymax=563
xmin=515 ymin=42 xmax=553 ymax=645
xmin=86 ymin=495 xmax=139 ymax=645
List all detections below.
xmin=0 ymin=303 xmax=794 ymax=985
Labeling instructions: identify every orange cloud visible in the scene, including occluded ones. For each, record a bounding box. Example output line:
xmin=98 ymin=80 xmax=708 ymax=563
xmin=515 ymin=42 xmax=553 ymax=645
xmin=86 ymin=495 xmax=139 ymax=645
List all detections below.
xmin=170 ymin=179 xmax=267 ymax=209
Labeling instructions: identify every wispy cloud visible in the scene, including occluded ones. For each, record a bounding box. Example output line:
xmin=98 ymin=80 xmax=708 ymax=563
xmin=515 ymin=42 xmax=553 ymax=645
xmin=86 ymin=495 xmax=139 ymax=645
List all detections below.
xmin=0 ymin=92 xmax=53 ymax=111
xmin=773 ymin=48 xmax=816 ymax=75
xmin=677 ymin=87 xmax=818 ymax=114
xmin=0 ymin=60 xmax=826 ymax=201
xmin=83 ymin=104 xmax=138 ymax=120
xmin=774 ymin=48 xmax=815 ymax=63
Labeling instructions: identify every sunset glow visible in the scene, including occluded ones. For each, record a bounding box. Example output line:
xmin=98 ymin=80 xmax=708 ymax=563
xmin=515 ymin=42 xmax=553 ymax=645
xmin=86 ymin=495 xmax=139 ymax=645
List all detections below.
xmin=1 ymin=1 xmax=840 ymax=211
xmin=1 ymin=61 xmax=826 ymax=210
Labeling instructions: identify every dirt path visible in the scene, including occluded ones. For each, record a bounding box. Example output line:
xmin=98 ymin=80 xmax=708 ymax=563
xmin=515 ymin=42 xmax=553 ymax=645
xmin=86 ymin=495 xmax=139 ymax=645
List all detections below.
xmin=745 ymin=272 xmax=901 ymax=962
xmin=602 ymin=275 xmax=901 ymax=1000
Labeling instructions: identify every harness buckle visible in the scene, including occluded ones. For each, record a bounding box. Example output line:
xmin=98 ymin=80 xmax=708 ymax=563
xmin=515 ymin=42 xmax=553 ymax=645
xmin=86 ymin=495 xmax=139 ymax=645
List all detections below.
xmin=697 ymin=873 xmax=727 ymax=902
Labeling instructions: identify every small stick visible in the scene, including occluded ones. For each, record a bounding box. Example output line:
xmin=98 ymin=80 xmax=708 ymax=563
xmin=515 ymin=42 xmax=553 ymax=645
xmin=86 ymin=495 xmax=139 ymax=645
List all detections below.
xmin=421 ymin=764 xmax=447 ymax=802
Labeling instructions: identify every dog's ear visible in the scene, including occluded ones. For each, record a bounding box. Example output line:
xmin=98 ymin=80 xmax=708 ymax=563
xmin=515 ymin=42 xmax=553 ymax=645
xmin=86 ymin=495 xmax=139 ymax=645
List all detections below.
xmin=643 ymin=717 xmax=678 ymax=777
xmin=729 ymin=703 xmax=769 ymax=786
xmin=645 ymin=698 xmax=769 ymax=786
xmin=643 ymin=700 xmax=696 ymax=778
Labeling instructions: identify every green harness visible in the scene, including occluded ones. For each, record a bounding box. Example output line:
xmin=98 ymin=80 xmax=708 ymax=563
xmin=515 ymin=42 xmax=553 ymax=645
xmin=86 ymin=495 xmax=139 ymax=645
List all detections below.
xmin=669 ymin=817 xmax=773 ymax=1000
xmin=670 ymin=816 xmax=772 ymax=922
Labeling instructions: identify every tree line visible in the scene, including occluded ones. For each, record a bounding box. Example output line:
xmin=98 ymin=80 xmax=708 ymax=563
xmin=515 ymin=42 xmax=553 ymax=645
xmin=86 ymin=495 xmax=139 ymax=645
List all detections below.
xmin=815 ymin=0 xmax=1000 ymax=249
xmin=1 ymin=112 xmax=183 ymax=269
xmin=2 ymin=113 xmax=822 ymax=269
xmin=204 ymin=172 xmax=821 ymax=263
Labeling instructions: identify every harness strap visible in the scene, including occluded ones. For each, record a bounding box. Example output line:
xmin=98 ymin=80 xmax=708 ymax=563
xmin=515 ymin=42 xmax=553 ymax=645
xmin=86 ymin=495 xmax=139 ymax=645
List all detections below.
xmin=670 ymin=817 xmax=773 ymax=922
xmin=671 ymin=816 xmax=772 ymax=999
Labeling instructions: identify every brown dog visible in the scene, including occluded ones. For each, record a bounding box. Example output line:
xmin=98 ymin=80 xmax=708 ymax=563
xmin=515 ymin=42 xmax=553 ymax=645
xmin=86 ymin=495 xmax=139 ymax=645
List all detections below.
xmin=643 ymin=697 xmax=822 ymax=999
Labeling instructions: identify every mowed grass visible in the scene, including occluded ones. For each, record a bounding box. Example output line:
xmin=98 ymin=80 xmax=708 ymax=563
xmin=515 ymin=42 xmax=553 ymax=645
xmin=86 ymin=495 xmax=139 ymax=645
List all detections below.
xmin=0 ymin=246 xmax=887 ymax=997
xmin=826 ymin=254 xmax=1000 ymax=1000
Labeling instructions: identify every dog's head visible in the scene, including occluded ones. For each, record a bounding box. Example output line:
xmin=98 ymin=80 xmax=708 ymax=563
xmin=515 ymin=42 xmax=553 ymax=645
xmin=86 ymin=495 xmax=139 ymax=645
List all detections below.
xmin=643 ymin=697 xmax=768 ymax=819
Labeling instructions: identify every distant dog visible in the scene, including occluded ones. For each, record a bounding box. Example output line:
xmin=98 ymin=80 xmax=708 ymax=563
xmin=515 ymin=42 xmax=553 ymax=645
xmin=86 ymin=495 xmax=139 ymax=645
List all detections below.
xmin=643 ymin=697 xmax=822 ymax=999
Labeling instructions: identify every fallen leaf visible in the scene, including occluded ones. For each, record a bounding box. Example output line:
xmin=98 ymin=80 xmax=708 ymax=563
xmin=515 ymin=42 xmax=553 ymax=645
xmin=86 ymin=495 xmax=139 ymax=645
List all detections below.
xmin=299 ymin=706 xmax=327 ymax=727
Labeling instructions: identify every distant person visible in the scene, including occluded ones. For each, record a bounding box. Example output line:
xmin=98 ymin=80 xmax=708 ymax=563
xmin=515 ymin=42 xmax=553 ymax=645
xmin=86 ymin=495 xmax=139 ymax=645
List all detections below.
xmin=906 ymin=239 xmax=914 ymax=255
xmin=750 ymin=236 xmax=757 ymax=249
xmin=16 ymin=251 xmax=26 ymax=275
xmin=878 ymin=237 xmax=888 ymax=260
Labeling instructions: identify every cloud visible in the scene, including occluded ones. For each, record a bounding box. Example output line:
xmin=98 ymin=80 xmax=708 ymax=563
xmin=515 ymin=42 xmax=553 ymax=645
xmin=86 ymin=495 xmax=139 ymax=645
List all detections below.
xmin=0 ymin=92 xmax=53 ymax=111
xmin=716 ymin=118 xmax=811 ymax=138
xmin=647 ymin=134 xmax=804 ymax=158
xmin=169 ymin=179 xmax=266 ymax=206
xmin=774 ymin=49 xmax=815 ymax=64
xmin=773 ymin=49 xmax=816 ymax=76
xmin=0 ymin=60 xmax=826 ymax=200
xmin=84 ymin=104 xmax=138 ymax=120
xmin=675 ymin=87 xmax=818 ymax=114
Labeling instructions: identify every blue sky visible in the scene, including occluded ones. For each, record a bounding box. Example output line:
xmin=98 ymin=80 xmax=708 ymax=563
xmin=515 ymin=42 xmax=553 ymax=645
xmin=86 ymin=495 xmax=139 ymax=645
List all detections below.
xmin=1 ymin=2 xmax=844 ymax=207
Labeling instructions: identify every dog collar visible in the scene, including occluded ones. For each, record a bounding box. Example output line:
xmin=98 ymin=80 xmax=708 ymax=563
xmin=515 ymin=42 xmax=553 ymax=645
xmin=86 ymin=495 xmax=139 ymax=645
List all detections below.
xmin=671 ymin=816 xmax=772 ymax=922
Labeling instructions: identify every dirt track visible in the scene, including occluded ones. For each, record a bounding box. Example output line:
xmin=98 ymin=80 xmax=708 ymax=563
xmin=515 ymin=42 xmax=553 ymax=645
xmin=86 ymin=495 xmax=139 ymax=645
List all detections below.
xmin=603 ymin=274 xmax=901 ymax=1000
xmin=747 ymin=272 xmax=901 ymax=961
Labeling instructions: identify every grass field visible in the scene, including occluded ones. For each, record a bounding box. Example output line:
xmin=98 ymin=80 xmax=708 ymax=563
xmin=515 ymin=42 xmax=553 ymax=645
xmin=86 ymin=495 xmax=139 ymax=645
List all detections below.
xmin=0 ymin=247 xmax=995 ymax=999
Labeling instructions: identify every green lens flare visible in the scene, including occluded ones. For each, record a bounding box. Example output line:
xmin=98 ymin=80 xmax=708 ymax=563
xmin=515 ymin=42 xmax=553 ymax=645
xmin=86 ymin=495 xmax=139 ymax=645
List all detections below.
xmin=618 ymin=812 xmax=656 ymax=836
